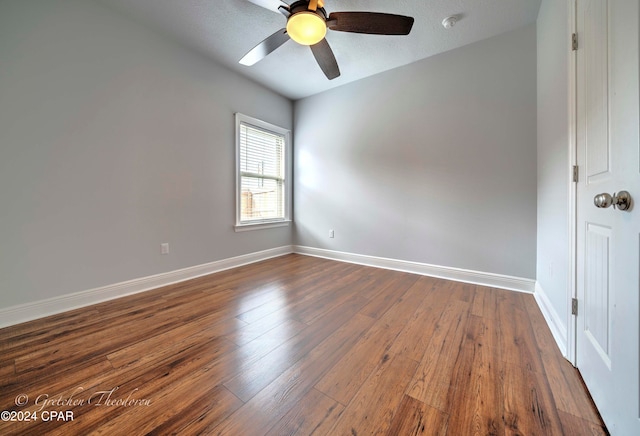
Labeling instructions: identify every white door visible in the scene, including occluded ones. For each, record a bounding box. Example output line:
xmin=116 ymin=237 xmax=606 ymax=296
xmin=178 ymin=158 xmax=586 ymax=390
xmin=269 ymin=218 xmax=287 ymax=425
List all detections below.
xmin=575 ymin=0 xmax=640 ymax=433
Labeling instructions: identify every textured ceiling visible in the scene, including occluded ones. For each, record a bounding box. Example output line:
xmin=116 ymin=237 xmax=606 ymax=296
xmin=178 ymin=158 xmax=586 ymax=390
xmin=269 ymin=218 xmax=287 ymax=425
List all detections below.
xmin=97 ymin=0 xmax=541 ymax=100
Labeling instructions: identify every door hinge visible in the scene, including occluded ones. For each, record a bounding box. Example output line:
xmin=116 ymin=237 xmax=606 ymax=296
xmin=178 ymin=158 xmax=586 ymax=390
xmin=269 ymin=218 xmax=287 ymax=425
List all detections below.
xmin=572 ymin=165 xmax=579 ymax=182
xmin=572 ymin=33 xmax=578 ymax=51
xmin=572 ymin=298 xmax=578 ymax=315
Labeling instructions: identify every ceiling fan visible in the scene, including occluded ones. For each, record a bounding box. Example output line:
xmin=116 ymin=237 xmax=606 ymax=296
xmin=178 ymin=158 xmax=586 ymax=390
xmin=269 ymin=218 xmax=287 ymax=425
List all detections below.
xmin=240 ymin=0 xmax=415 ymax=80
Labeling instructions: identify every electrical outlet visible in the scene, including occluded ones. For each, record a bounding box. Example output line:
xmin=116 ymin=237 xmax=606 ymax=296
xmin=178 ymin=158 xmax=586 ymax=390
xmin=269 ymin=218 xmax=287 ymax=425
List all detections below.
xmin=329 ymin=229 xmax=335 ymax=238
xmin=161 ymin=243 xmax=169 ymax=255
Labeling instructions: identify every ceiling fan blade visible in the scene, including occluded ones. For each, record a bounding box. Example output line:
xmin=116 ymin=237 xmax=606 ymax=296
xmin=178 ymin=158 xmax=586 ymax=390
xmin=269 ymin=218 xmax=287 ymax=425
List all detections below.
xmin=327 ymin=12 xmax=415 ymax=35
xmin=245 ymin=0 xmax=289 ymax=14
xmin=310 ymin=38 xmax=340 ymax=80
xmin=239 ymin=28 xmax=290 ymax=66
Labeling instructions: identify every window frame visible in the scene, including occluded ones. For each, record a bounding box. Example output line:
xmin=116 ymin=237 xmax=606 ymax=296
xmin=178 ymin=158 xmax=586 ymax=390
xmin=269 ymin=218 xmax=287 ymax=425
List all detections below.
xmin=234 ymin=113 xmax=292 ymax=232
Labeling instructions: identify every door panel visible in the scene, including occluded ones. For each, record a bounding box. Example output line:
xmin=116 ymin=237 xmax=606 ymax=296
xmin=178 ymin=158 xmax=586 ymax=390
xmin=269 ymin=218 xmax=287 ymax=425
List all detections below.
xmin=583 ymin=0 xmax=610 ymax=181
xmin=584 ymin=222 xmax=611 ymax=368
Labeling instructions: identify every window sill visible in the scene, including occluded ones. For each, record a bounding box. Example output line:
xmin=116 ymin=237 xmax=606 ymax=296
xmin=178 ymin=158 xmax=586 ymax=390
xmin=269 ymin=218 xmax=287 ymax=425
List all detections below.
xmin=234 ymin=220 xmax=291 ymax=232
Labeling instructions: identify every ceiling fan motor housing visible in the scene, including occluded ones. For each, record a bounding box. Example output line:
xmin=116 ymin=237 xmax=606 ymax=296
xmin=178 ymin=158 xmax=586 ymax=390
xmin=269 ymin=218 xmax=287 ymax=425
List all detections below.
xmin=288 ymin=1 xmax=328 ymax=21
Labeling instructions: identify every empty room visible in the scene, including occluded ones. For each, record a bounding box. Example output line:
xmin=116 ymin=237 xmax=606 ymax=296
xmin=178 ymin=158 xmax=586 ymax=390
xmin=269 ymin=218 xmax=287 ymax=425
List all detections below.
xmin=1 ymin=0 xmax=638 ymax=434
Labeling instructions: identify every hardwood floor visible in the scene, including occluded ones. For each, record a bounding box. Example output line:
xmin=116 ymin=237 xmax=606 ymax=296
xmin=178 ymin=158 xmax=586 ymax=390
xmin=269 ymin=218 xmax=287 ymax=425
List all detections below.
xmin=0 ymin=254 xmax=607 ymax=435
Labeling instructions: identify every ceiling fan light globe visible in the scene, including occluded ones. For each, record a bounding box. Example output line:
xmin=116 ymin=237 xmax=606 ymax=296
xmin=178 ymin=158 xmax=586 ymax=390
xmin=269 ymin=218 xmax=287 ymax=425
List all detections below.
xmin=286 ymin=11 xmax=327 ymax=45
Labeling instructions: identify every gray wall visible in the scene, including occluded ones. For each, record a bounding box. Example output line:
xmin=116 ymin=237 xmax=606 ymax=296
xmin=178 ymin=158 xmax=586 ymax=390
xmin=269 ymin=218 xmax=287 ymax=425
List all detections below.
xmin=293 ymin=24 xmax=538 ymax=279
xmin=536 ymin=0 xmax=571 ymax=336
xmin=0 ymin=0 xmax=293 ymax=309
xmin=0 ymin=0 xmax=540 ymax=314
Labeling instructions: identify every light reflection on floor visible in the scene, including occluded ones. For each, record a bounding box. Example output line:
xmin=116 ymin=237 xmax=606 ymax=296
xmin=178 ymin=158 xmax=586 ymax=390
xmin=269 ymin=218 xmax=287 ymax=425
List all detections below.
xmin=234 ymin=284 xmax=293 ymax=393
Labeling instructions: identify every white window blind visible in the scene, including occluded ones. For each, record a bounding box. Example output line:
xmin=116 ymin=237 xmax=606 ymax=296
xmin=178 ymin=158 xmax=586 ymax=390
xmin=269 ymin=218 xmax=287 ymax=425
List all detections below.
xmin=236 ymin=116 xmax=288 ymax=226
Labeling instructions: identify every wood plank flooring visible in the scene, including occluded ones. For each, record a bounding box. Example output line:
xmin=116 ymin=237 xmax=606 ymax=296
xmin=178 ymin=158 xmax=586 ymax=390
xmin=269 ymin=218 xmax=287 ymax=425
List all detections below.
xmin=0 ymin=254 xmax=607 ymax=435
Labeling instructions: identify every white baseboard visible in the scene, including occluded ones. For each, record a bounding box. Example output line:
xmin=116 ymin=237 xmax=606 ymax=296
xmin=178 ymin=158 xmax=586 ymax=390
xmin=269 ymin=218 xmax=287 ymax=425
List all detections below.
xmin=293 ymin=245 xmax=536 ymax=294
xmin=0 ymin=246 xmax=293 ymax=329
xmin=0 ymin=245 xmax=541 ymax=330
xmin=533 ymin=282 xmax=568 ymax=357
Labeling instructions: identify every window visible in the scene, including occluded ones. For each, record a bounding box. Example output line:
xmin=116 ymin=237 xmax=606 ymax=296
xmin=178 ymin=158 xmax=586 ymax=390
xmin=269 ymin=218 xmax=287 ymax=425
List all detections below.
xmin=235 ymin=113 xmax=291 ymax=231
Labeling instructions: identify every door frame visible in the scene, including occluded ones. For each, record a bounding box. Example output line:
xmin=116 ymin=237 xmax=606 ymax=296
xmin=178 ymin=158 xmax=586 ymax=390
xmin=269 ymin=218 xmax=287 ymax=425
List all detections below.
xmin=567 ymin=0 xmax=578 ymax=367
